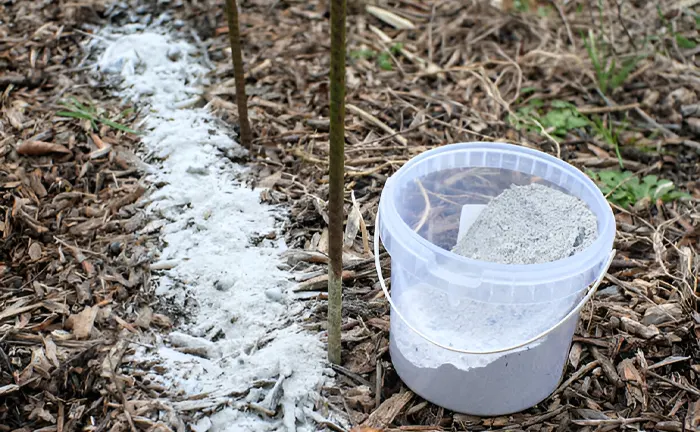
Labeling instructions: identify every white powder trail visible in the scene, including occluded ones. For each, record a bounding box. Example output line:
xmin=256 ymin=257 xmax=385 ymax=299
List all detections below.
xmin=93 ymin=28 xmax=331 ymax=431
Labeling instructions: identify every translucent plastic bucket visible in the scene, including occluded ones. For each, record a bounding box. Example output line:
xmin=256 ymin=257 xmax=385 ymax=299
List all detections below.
xmin=374 ymin=142 xmax=616 ymax=415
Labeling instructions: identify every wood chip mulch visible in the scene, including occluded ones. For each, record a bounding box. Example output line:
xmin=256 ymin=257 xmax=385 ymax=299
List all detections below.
xmin=0 ymin=1 xmax=182 ymax=430
xmin=2 ymin=0 xmax=700 ymax=431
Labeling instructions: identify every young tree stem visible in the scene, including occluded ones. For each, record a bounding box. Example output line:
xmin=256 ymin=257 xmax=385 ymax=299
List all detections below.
xmin=327 ymin=0 xmax=347 ymax=365
xmin=225 ymin=0 xmax=253 ymax=150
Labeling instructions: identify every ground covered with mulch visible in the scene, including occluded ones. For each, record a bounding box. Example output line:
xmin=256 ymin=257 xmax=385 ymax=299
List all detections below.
xmin=2 ymin=0 xmax=699 ymax=431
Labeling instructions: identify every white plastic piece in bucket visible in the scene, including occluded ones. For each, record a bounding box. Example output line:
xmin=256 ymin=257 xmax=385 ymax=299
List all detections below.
xmin=456 ymin=204 xmax=487 ymax=242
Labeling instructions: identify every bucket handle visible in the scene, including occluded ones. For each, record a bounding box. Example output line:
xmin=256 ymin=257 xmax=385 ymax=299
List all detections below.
xmin=374 ymin=211 xmax=616 ymax=355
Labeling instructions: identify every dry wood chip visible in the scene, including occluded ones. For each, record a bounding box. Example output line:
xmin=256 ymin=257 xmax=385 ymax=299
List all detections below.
xmin=687 ymin=400 xmax=700 ymax=431
xmin=591 ymin=347 xmax=624 ymax=388
xmin=293 ymin=270 xmax=355 ymax=291
xmin=0 ymin=384 xmax=20 ymax=396
xmin=620 ymin=316 xmax=660 ymax=339
xmin=617 ymin=358 xmax=646 ymax=408
xmin=642 ymin=303 xmax=682 ymax=326
xmin=28 ymin=242 xmax=42 ymax=261
xmin=134 ymin=306 xmax=153 ymax=329
xmin=66 ymin=306 xmax=98 ymax=339
xmin=42 ymin=336 xmax=60 ymax=368
xmin=362 ymin=391 xmax=413 ymax=428
xmin=17 ymin=140 xmax=71 ymax=156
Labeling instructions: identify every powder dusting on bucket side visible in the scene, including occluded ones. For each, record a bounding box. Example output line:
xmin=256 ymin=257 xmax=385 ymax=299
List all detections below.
xmin=452 ymin=183 xmax=598 ymax=264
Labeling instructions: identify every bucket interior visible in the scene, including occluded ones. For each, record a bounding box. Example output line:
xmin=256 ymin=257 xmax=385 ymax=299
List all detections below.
xmin=396 ymin=167 xmax=577 ymax=252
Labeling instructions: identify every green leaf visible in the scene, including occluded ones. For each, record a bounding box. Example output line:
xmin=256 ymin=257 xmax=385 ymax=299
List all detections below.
xmin=676 ymin=34 xmax=697 ymax=49
xmin=350 ymin=49 xmax=375 ymax=59
xmin=98 ymin=117 xmax=141 ymax=134
xmin=56 ymin=111 xmax=93 ymax=120
xmin=529 ymin=99 xmax=544 ymax=108
xmin=551 ymin=100 xmax=574 ymax=109
xmin=566 ymin=115 xmax=590 ymax=129
xmin=642 ymin=175 xmax=658 ymax=185
xmin=377 ymin=52 xmax=393 ymax=71
xmin=390 ymin=43 xmax=404 ymax=55
xmin=521 ymin=87 xmax=537 ymax=94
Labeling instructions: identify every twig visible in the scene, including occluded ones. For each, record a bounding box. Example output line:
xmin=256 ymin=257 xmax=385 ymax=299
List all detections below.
xmin=552 ymin=360 xmax=600 ymax=396
xmin=531 ymin=118 xmax=561 ymax=159
xmin=330 ymin=363 xmax=374 ymax=388
xmin=577 ymin=103 xmax=639 ymax=114
xmin=346 ymin=104 xmax=408 ymax=145
xmin=549 ymin=0 xmax=575 ymax=50
xmin=572 ymin=417 xmax=654 ymax=426
xmin=646 ymin=370 xmax=700 ymax=397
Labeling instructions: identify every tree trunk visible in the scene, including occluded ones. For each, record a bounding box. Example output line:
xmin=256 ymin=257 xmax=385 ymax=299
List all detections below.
xmin=327 ymin=0 xmax=347 ymax=365
xmin=225 ymin=0 xmax=253 ymax=150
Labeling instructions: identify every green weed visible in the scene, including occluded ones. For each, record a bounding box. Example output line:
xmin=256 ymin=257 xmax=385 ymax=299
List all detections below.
xmin=584 ymin=31 xmax=641 ymax=95
xmin=590 ymin=116 xmax=624 ymax=168
xmin=657 ymin=6 xmax=698 ymax=49
xmin=588 ymin=170 xmax=691 ymax=209
xmin=509 ymin=100 xmax=589 ymax=138
xmin=349 ymin=43 xmax=403 ymax=71
xmin=57 ymin=97 xmax=140 ymax=134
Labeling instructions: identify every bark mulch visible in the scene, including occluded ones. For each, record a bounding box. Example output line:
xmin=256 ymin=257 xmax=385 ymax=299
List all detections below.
xmin=0 ymin=1 xmax=181 ymax=430
xmin=205 ymin=0 xmax=699 ymax=430
xmin=2 ymin=0 xmax=700 ymax=431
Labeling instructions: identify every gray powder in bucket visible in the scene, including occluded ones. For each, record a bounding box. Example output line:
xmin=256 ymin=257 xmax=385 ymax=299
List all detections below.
xmin=452 ymin=183 xmax=598 ymax=264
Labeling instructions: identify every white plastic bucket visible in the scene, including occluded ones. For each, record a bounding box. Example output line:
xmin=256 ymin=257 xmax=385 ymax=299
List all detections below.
xmin=374 ymin=142 xmax=616 ymax=416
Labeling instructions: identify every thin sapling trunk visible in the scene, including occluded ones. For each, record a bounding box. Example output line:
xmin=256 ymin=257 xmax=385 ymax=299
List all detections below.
xmin=225 ymin=0 xmax=253 ymax=150
xmin=327 ymin=0 xmax=347 ymax=365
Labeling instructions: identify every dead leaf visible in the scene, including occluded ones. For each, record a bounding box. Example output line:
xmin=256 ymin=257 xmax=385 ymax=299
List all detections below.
xmin=134 ymin=306 xmax=153 ymax=328
xmin=152 ymin=313 xmax=173 ymax=327
xmin=17 ymin=140 xmax=71 ymax=156
xmin=617 ymin=358 xmax=646 ymax=408
xmin=28 ymin=242 xmax=42 ymax=261
xmin=66 ymin=306 xmax=98 ymax=339
xmin=43 ymin=335 xmax=60 ymax=368
xmin=569 ymin=342 xmax=583 ymax=368
xmin=28 ymin=401 xmax=55 ymax=423
xmin=260 ymin=171 xmax=282 ymax=189
xmin=344 ymin=191 xmax=362 ymax=249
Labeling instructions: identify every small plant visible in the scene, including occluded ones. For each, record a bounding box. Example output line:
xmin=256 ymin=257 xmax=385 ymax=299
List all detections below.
xmin=657 ymin=6 xmax=698 ymax=49
xmin=509 ymin=100 xmax=589 ymax=138
xmin=583 ymin=31 xmax=641 ymax=95
xmin=57 ymin=97 xmax=140 ymax=134
xmin=588 ymin=170 xmax=691 ymax=209
xmin=590 ymin=116 xmax=624 ymax=168
xmin=349 ymin=43 xmax=403 ymax=71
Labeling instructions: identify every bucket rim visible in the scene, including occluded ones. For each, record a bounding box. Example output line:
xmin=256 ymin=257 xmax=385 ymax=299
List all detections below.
xmin=378 ymin=141 xmax=616 ymax=278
